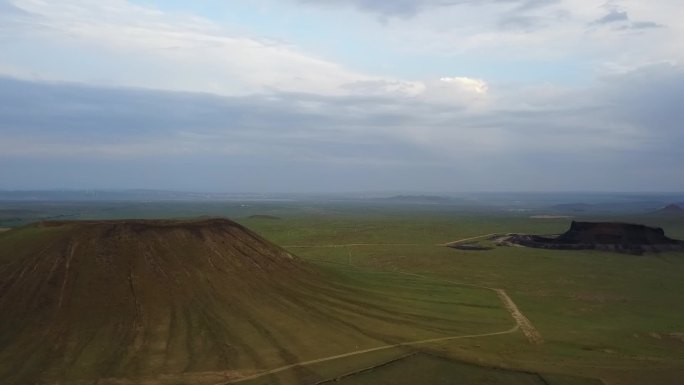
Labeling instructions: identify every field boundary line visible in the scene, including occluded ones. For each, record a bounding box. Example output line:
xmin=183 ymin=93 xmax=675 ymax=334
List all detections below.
xmin=313 ymin=353 xmax=417 ymax=384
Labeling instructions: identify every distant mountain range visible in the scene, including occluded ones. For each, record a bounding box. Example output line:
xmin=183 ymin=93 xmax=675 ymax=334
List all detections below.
xmin=0 ymin=190 xmax=293 ymax=202
xmin=374 ymin=195 xmax=463 ymax=204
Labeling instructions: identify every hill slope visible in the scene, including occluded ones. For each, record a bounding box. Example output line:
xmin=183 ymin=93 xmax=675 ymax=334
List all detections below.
xmin=0 ymin=218 xmax=508 ymax=385
xmin=0 ymin=219 xmax=316 ymax=383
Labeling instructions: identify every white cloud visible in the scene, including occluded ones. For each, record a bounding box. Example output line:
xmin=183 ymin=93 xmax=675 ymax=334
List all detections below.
xmin=1 ymin=61 xmax=683 ymax=190
xmin=2 ymin=0 xmax=429 ymax=98
xmin=439 ymin=77 xmax=488 ymax=94
xmin=0 ymin=0 xmax=501 ymax=112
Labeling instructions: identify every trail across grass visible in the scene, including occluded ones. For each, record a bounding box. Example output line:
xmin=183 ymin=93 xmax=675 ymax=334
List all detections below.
xmin=220 ymin=325 xmax=519 ymax=384
xmin=219 ymin=235 xmax=544 ymax=384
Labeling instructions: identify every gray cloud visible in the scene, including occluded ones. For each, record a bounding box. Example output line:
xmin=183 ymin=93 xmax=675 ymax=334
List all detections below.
xmin=0 ymin=77 xmax=434 ymax=161
xmin=498 ymin=15 xmax=540 ymax=31
xmin=1 ymin=64 xmax=683 ymax=191
xmin=512 ymin=0 xmax=559 ymax=12
xmin=296 ymin=0 xmax=557 ymax=17
xmin=591 ymin=9 xmax=664 ymax=30
xmin=0 ymin=0 xmax=24 ymax=14
xmin=593 ymin=9 xmax=629 ymax=25
xmin=621 ymin=21 xmax=664 ymax=30
xmin=600 ymin=64 xmax=684 ymax=136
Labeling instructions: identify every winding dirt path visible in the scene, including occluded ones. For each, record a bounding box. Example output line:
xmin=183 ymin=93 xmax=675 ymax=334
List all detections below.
xmin=217 ymin=233 xmax=543 ymax=384
xmin=284 ymin=236 xmax=543 ymax=345
xmin=442 ymin=233 xmax=500 ymax=247
xmin=219 ymin=325 xmax=520 ymax=384
xmin=284 ymin=243 xmax=419 ymax=248
xmin=391 ymin=272 xmax=543 ymax=345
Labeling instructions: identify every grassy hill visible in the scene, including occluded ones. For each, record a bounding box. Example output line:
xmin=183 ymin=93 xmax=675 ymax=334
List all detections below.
xmin=0 ymin=218 xmax=514 ymax=385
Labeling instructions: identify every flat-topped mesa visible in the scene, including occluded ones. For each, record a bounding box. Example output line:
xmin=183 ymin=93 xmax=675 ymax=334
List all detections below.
xmin=505 ymin=221 xmax=684 ymax=254
xmin=556 ymin=221 xmax=676 ymax=245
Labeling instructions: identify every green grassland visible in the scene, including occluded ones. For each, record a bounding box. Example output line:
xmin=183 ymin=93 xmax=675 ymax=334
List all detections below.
xmin=237 ymin=210 xmax=684 ymax=385
xmin=1 ymin=202 xmax=683 ymax=384
xmin=321 ymin=352 xmax=604 ymax=385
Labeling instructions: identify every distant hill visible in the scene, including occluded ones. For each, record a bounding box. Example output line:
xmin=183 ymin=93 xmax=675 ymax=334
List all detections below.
xmin=549 ymin=201 xmax=668 ymax=213
xmin=654 ymin=203 xmax=684 ymax=215
xmin=248 ymin=214 xmax=281 ymax=220
xmin=376 ymin=195 xmax=459 ymax=204
xmin=548 ymin=203 xmax=594 ymax=212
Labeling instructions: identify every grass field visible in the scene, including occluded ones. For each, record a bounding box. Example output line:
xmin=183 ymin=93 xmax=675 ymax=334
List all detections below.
xmin=237 ymin=209 xmax=684 ymax=385
xmin=1 ymin=202 xmax=683 ymax=384
xmin=320 ymin=352 xmax=605 ymax=385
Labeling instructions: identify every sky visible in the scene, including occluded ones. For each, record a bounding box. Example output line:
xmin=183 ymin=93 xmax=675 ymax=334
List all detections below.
xmin=0 ymin=0 xmax=682 ymax=192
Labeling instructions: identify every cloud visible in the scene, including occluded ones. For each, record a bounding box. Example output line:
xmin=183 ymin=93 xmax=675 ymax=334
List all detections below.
xmin=0 ymin=76 xmax=434 ymax=161
xmin=621 ymin=21 xmax=664 ymax=30
xmin=593 ymin=9 xmax=629 ymax=25
xmin=498 ymin=15 xmax=541 ymax=31
xmin=0 ymin=1 xmax=682 ymax=191
xmin=1 ymin=62 xmax=683 ymax=191
xmin=0 ymin=0 xmax=500 ymax=107
xmin=591 ymin=7 xmax=664 ymax=31
xmin=295 ymin=0 xmax=558 ymax=17
xmin=599 ymin=64 xmax=684 ymax=136
xmin=512 ymin=0 xmax=560 ymax=12
xmin=340 ymin=80 xmax=426 ymax=97
xmin=439 ymin=77 xmax=488 ymax=94
xmin=0 ymin=0 xmax=400 ymax=96
xmin=0 ymin=0 xmax=26 ymax=15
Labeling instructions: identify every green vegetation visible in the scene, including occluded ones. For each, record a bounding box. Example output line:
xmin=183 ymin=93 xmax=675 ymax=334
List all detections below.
xmin=1 ymin=202 xmax=683 ymax=384
xmin=321 ymin=353 xmax=603 ymax=385
xmin=239 ymin=209 xmax=684 ymax=385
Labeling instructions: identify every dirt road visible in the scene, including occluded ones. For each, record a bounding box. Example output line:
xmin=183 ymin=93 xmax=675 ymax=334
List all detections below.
xmin=217 ymin=234 xmax=543 ymax=383
xmin=495 ymin=289 xmax=544 ymax=344
xmin=220 ymin=325 xmax=520 ymax=384
xmin=442 ymin=233 xmax=500 ymax=247
xmin=284 ymin=243 xmax=419 ymax=248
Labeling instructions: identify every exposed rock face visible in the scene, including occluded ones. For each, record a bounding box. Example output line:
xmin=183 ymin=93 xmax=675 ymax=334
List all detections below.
xmin=505 ymin=221 xmax=684 ymax=254
xmin=555 ymin=221 xmax=676 ymax=245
